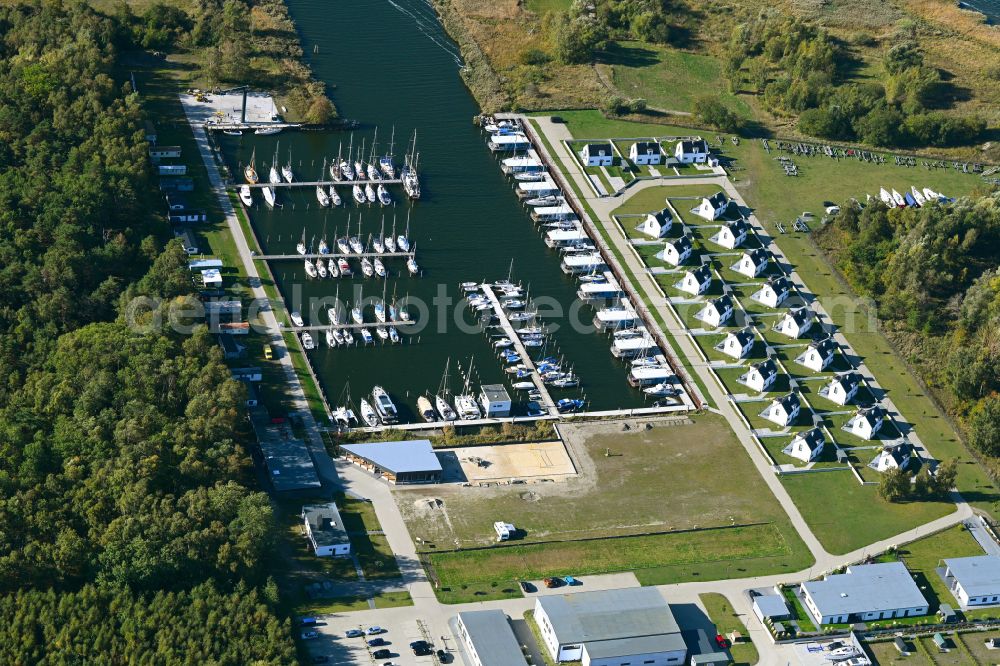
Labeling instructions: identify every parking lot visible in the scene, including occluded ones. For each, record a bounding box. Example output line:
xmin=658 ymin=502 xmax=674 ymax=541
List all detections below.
xmin=303 ymin=608 xmax=456 ymax=666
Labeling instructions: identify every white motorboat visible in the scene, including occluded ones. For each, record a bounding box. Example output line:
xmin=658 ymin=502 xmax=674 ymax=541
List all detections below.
xmin=325 ymin=329 xmax=338 ymax=348
xmin=255 ymin=126 xmax=282 ymax=135
xmin=316 ymin=185 xmax=331 ymax=207
xmin=526 ymin=194 xmax=563 ymax=207
xmin=911 ymin=186 xmax=926 ymax=206
xmin=503 ymin=299 xmax=526 ymax=309
xmin=407 ymin=258 xmax=419 ymax=275
xmin=454 ymin=394 xmax=480 ymax=420
xmin=389 ymin=327 xmax=400 ymax=343
xmin=304 ymin=259 xmax=318 ymax=279
xmin=332 ymin=405 xmax=356 ymax=427
xmin=342 ymin=329 xmax=355 ymax=345
xmin=515 ymin=171 xmax=546 ymax=182
xmin=376 ymin=326 xmax=389 ymax=341
xmin=262 ymin=186 xmax=276 ymax=207
xmin=329 ymin=187 xmax=342 ymax=206
xmin=403 ymin=167 xmax=420 ymax=199
xmin=338 ymin=258 xmax=352 ymax=276
xmin=361 ymin=258 xmax=375 ymax=278
xmin=352 ymin=184 xmax=366 ymax=204
xmin=512 ymin=381 xmax=535 ymax=390
xmin=239 ymin=185 xmax=253 ymax=206
xmin=365 ymin=182 xmax=377 ymax=204
xmin=643 ymin=382 xmax=678 ymax=396
xmin=550 ymin=376 xmax=579 ymax=388
xmin=328 ymin=307 xmax=340 ymax=325
xmin=373 ymin=258 xmax=387 ymax=278
xmin=417 ymin=396 xmax=437 ymax=422
xmin=317 ymin=260 xmax=328 ymax=279
xmin=360 ymin=399 xmax=379 ymax=426
xmin=360 ymin=328 xmax=373 ymax=344
xmin=351 ymin=303 xmax=364 ymax=324
xmin=397 ymin=218 xmax=411 ymax=252
xmin=349 ymin=235 xmax=364 ymax=254
xmin=377 ymin=184 xmax=391 ymax=206
xmin=461 ymin=282 xmax=479 ymax=292
xmin=891 ymin=188 xmax=906 ymax=206
xmin=301 ymin=332 xmax=315 ymax=350
xmin=290 ymin=311 xmax=304 ymax=327
xmin=318 ymin=239 xmax=330 ymax=255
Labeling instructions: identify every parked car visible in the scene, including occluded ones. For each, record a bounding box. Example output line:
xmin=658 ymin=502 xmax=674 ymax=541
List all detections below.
xmin=299 ymin=617 xmax=317 ymax=626
xmin=367 ymin=626 xmax=385 ymax=635
xmin=519 ymin=580 xmax=536 ymax=593
xmin=437 ymin=649 xmax=452 ymax=663
xmin=563 ymin=576 xmax=580 ymax=586
xmin=715 ymin=634 xmax=729 ymax=648
xmin=300 ymin=631 xmax=318 ymax=640
xmin=414 ymin=647 xmax=433 ymax=656
xmin=373 ymin=649 xmax=392 ymax=659
xmin=345 ymin=629 xmax=363 ymax=638
xmin=367 ymin=638 xmax=387 ymax=647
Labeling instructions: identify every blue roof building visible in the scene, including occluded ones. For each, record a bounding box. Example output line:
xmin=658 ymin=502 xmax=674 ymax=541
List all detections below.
xmin=340 ymin=439 xmax=443 ymax=484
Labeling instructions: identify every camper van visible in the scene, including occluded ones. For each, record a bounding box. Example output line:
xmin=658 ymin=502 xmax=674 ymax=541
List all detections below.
xmin=494 ymin=521 xmax=515 ymax=542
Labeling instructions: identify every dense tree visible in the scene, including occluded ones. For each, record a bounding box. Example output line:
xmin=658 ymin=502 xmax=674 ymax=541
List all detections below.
xmin=693 ymin=96 xmax=745 ymax=132
xmin=878 ymin=468 xmax=911 ymax=502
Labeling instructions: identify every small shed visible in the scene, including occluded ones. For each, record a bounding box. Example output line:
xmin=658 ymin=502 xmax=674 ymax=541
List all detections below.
xmin=938 ymin=604 xmax=957 ymax=623
xmin=690 ymin=652 xmax=728 ymax=666
xmin=158 ymin=164 xmax=187 ymax=176
xmin=893 ymin=637 xmax=909 ymax=655
xmin=201 ymin=269 xmax=223 ymax=287
xmin=932 ymin=633 xmax=948 ymax=651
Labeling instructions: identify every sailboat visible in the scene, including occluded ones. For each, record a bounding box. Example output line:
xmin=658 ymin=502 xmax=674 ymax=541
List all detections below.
xmin=454 ymin=358 xmax=481 ymax=420
xmin=239 ymin=185 xmax=253 ymax=206
xmin=317 ymin=259 xmax=328 ymax=278
xmin=262 ymin=185 xmax=276 ymax=207
xmin=360 ymin=328 xmax=373 ymax=344
xmin=330 ymin=144 xmax=343 ymax=181
xmin=349 ymin=218 xmax=364 ymax=254
xmin=337 ymin=220 xmax=351 ymax=254
xmin=361 ymin=257 xmax=375 ymax=278
xmin=296 ymin=229 xmax=307 ymax=255
xmin=373 ymin=257 xmax=387 ymax=278
xmin=316 ymin=161 xmax=330 ymax=206
xmin=269 ymin=144 xmax=282 ymax=185
xmin=373 ymin=224 xmax=386 ymax=253
xmin=352 ymin=184 xmax=366 ymax=204
xmin=397 ymin=213 xmax=411 ymax=252
xmin=389 ymin=326 xmax=400 ymax=344
xmin=911 ymin=186 xmax=926 ymax=206
xmin=380 ymin=126 xmax=396 ymax=178
xmin=385 ymin=218 xmax=397 ymax=253
xmin=318 ymin=235 xmax=330 ymax=254
xmin=328 ymin=186 xmax=342 ymax=207
xmin=354 ymin=138 xmax=366 ymax=182
xmin=342 ymin=329 xmax=355 ymax=345
xmin=367 ymin=129 xmax=381 ymax=181
xmin=360 ymin=399 xmax=379 ymax=426
xmin=328 ymin=257 xmax=339 ymax=278
xmin=376 ymin=326 xmax=389 ymax=341
xmin=351 ymin=296 xmax=364 ymax=324
xmin=325 ymin=329 xmax=339 ymax=348
xmin=282 ymin=148 xmax=294 ymax=183
xmin=891 ymin=188 xmax=906 ymax=207
xmin=417 ymin=395 xmax=437 ymax=422
xmin=435 ymin=360 xmax=459 ymax=421
xmin=377 ymin=183 xmax=392 ymax=206
xmin=304 ymin=259 xmax=318 ymax=279
xmin=338 ymin=258 xmax=352 ymax=276
xmin=374 ymin=291 xmax=387 ymax=323
xmin=244 ymin=148 xmax=259 ymax=184
xmin=341 ymin=135 xmax=355 ymax=180
xmin=365 ymin=182 xmax=377 ymax=204
xmin=332 ymin=384 xmax=358 ymax=428
xmin=407 ymin=256 xmax=419 ymax=275
xmin=402 ymin=130 xmax=421 ymax=199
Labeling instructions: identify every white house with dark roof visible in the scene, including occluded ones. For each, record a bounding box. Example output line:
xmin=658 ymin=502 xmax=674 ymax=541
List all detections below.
xmin=869 ymin=442 xmax=914 ymax=472
xmin=657 ymin=234 xmax=693 ymax=266
xmin=675 ymin=138 xmax=710 ymax=164
xmin=760 ymin=393 xmax=801 ymax=427
xmin=710 ymin=219 xmax=749 ymax=249
xmin=738 ymin=358 xmax=779 ymax=393
xmin=821 ymin=371 xmax=863 ymax=406
xmin=534 ymin=588 xmax=687 ymax=666
xmin=301 ymin=503 xmax=351 ymax=557
xmin=775 ymin=307 xmax=815 ymax=338
xmin=941 ymin=556 xmax=1000 ymax=608
xmin=677 ymin=265 xmax=712 ymax=296
xmin=629 ymin=141 xmax=663 ymax=165
xmin=783 ymin=427 xmax=826 ymax=462
xmin=694 ymin=191 xmax=731 ymax=221
xmin=732 ymin=248 xmax=770 ymax=279
xmin=580 ymin=142 xmax=614 ymax=167
xmin=637 ymin=209 xmax=673 ymax=238
xmin=752 ymin=276 xmax=793 ymax=308
xmin=843 ymin=405 xmax=887 ymax=440
xmin=801 ymin=562 xmax=929 ymax=625
xmin=696 ymin=295 xmax=734 ymax=328
xmin=795 ymin=337 xmax=838 ymax=372
xmin=716 ymin=327 xmax=756 ymax=360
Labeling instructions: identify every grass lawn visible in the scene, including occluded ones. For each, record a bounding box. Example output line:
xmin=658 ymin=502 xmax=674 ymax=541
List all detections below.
xmin=781 ymin=471 xmax=954 ymax=555
xmin=700 ymin=593 xmax=759 ymax=666
xmin=524 ymin=0 xmax=571 ymax=13
xmin=897 ymin=525 xmax=995 ymax=618
xmin=867 ymin=638 xmax=933 ymax=665
xmin=611 ymin=185 xmax=720 ymax=216
xmin=430 ymin=523 xmax=802 ymax=604
xmin=605 ymin=41 xmax=753 ymax=117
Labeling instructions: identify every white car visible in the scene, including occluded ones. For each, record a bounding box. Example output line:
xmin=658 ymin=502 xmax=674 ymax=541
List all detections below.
xmin=366 ymin=626 xmax=385 ymax=635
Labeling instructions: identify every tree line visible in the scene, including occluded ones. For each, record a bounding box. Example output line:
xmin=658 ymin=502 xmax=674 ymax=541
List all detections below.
xmin=818 ymin=192 xmax=1000 ymax=482
xmin=0 ymin=2 xmax=295 ymax=661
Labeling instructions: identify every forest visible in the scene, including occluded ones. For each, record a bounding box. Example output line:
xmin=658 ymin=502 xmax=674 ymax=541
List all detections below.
xmin=817 ymin=191 xmax=1000 ymax=475
xmin=0 ymin=2 xmax=295 ymax=661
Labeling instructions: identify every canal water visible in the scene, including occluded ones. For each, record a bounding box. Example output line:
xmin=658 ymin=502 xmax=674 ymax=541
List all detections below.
xmin=220 ymin=0 xmax=649 ymax=419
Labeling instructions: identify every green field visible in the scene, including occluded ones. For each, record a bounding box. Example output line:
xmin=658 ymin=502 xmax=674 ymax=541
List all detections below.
xmin=606 ymin=42 xmax=752 ymax=117
xmin=700 ymin=593 xmax=759 ymax=666
xmin=430 ymin=522 xmax=804 ymax=604
xmin=524 ymin=0 xmax=572 ymax=14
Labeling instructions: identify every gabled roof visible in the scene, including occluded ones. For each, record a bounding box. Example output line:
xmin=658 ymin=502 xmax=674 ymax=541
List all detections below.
xmin=791 ymin=427 xmax=825 ymax=451
xmin=678 ymin=139 xmax=710 ymax=154
xmin=810 ymin=337 xmax=838 ymax=357
xmin=647 ymin=208 xmax=672 ymax=225
xmin=583 ymin=142 xmax=612 ymax=155
xmin=832 ymin=371 xmax=863 ymax=393
xmin=690 ymin=264 xmax=712 ymax=283
xmin=707 ymin=191 xmax=729 ymax=208
xmin=787 ymin=307 xmax=813 ymax=326
xmin=745 ymin=248 xmax=769 ymax=267
xmin=856 ymin=405 xmax=887 ymax=427
xmin=767 ymin=276 xmax=791 ymax=293
xmin=731 ymin=327 xmax=755 ymax=346
xmin=341 ymin=439 xmax=443 ymax=475
xmin=774 ymin=392 xmax=800 ymax=413
xmin=725 ymin=218 xmax=749 ymax=236
xmin=707 ymin=295 xmax=733 ymax=314
xmin=632 ymin=141 xmax=662 ymax=154
xmin=668 ymin=234 xmax=693 ymax=254
xmin=879 ymin=442 xmax=912 ymax=466
xmin=752 ymin=358 xmax=779 ymax=380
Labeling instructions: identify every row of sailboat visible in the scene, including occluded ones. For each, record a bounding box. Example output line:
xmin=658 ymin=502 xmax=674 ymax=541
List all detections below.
xmin=876 ymin=185 xmax=949 ymax=208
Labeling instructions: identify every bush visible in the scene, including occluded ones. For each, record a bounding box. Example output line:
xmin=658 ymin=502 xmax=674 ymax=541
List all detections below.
xmin=519 ymin=48 xmax=550 ymax=66
xmin=693 ymin=96 xmax=745 ymax=133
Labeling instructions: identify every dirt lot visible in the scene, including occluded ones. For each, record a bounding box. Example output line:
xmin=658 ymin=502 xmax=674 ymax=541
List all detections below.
xmin=436 ymin=440 xmax=577 ymax=484
xmin=395 ymin=414 xmax=801 ymax=549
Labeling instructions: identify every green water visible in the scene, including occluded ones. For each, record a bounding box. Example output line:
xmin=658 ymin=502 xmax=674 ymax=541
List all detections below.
xmin=220 ymin=0 xmax=648 ymax=420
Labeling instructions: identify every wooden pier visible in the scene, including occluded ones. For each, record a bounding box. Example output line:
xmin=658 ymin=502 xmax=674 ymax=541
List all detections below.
xmin=292 ymin=319 xmax=415 ymax=332
xmin=239 ymin=179 xmax=403 ymax=189
xmin=256 ymin=251 xmax=414 ymax=261
xmin=481 ymin=284 xmax=560 ymax=417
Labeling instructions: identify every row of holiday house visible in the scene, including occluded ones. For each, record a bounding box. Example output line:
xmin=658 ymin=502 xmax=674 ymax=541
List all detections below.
xmin=579 ymin=138 xmax=712 ymax=167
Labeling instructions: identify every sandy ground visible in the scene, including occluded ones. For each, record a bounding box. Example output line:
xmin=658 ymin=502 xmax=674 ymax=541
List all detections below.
xmin=436 ymin=440 xmax=577 ymax=484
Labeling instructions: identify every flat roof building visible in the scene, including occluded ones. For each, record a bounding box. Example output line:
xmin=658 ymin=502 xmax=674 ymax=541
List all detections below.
xmin=534 ymin=588 xmax=687 ymax=666
xmin=260 ymin=435 xmax=321 ymax=492
xmin=301 ymin=503 xmax=351 ymax=557
xmin=455 ymin=610 xmax=528 ymax=666
xmin=941 ymin=555 xmax=1000 ymax=608
xmin=480 ymin=384 xmax=512 ymax=418
xmin=340 ymin=439 xmax=443 ymax=484
xmin=801 ymin=562 xmax=928 ymax=625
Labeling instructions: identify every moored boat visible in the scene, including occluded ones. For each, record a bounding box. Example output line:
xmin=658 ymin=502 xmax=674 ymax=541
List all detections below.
xmin=301 ymin=332 xmax=315 ymax=350
xmin=360 ymin=399 xmax=379 ymax=426
xmin=239 ymin=185 xmax=253 ymax=206
xmin=417 ymin=396 xmax=437 ymax=422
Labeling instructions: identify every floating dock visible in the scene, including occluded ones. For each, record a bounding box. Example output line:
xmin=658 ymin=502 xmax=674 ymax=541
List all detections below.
xmin=239 ymin=178 xmax=403 ymax=189
xmin=481 ymin=284 xmax=559 ymax=417
xmin=256 ymin=251 xmax=414 ymax=260
xmin=292 ymin=319 xmax=415 ymax=332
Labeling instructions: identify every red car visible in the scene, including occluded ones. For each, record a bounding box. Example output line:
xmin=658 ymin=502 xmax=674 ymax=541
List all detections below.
xmin=715 ymin=634 xmax=729 ymax=648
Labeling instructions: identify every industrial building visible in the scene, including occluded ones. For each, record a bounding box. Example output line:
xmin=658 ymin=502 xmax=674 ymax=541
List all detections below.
xmin=455 ymin=610 xmax=528 ymax=666
xmin=340 ymin=439 xmax=443 ymax=484
xmin=801 ymin=562 xmax=928 ymax=625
